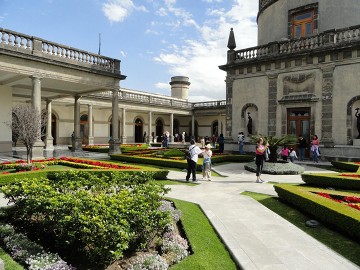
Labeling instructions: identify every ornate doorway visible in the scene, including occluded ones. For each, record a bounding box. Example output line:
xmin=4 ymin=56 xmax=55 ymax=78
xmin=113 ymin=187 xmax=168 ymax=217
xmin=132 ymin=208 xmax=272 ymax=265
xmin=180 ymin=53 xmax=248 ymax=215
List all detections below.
xmin=134 ymin=118 xmax=143 ymax=143
xmin=287 ymin=108 xmax=311 ymax=157
xmin=80 ymin=114 xmax=88 ymax=144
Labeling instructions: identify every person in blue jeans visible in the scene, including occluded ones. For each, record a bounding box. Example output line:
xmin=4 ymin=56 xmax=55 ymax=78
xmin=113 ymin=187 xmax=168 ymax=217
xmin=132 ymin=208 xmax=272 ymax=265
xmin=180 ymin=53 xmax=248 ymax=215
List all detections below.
xmin=237 ymin=132 xmax=245 ymax=154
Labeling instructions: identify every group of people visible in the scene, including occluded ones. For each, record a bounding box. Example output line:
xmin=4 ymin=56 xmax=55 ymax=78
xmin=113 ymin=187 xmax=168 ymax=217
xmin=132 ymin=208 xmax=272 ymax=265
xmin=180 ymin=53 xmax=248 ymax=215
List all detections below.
xmin=186 ymin=140 xmax=213 ymax=182
xmin=185 ymin=133 xmax=322 ymax=184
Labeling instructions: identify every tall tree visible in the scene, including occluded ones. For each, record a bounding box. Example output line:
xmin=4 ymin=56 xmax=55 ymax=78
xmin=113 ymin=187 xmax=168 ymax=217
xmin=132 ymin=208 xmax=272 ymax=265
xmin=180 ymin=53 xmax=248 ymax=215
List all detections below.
xmin=7 ymin=104 xmax=47 ymax=163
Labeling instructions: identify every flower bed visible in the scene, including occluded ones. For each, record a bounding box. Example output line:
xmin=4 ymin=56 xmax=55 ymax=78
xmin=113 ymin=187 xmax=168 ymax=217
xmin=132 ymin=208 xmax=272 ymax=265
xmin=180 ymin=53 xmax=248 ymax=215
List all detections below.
xmin=316 ymin=192 xmax=360 ymax=211
xmin=0 ymin=157 xmax=139 ymax=174
xmin=274 ymin=184 xmax=360 ymax=241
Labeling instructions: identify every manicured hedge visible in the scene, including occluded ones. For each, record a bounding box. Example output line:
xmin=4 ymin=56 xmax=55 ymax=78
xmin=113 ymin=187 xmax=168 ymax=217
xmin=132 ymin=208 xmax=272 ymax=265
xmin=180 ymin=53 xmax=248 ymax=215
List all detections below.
xmin=110 ymin=154 xmax=254 ymax=171
xmin=301 ymin=173 xmax=360 ymax=190
xmin=331 ymin=161 xmax=360 ymax=173
xmin=274 ymin=184 xmax=360 ymax=241
xmin=0 ymin=169 xmax=169 ymax=186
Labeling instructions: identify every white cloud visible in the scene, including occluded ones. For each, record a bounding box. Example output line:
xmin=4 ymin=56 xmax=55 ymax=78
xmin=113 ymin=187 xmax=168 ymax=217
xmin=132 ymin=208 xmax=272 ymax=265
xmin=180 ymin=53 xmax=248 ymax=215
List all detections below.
xmin=154 ymin=82 xmax=170 ymax=90
xmin=102 ymin=0 xmax=147 ymax=23
xmin=154 ymin=0 xmax=258 ymax=100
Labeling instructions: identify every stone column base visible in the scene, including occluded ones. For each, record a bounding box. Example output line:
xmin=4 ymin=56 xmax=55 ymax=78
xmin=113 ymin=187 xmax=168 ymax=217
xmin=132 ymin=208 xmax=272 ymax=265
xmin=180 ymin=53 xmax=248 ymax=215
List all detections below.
xmin=147 ymin=135 xmax=153 ymax=144
xmin=88 ymin=136 xmax=94 ymax=146
xmin=353 ymin=139 xmax=360 ymax=146
xmin=121 ymin=136 xmax=127 ymax=144
xmin=71 ymin=137 xmax=83 ymax=152
xmin=31 ymin=140 xmax=45 ymax=160
xmin=109 ymin=139 xmax=121 ymax=154
xmin=45 ymin=137 xmax=54 ymax=150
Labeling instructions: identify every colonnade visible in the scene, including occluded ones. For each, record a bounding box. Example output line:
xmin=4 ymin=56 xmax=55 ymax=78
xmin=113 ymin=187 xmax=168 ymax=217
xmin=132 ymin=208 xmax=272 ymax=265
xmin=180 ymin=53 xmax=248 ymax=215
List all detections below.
xmin=29 ymin=76 xmax=223 ymax=159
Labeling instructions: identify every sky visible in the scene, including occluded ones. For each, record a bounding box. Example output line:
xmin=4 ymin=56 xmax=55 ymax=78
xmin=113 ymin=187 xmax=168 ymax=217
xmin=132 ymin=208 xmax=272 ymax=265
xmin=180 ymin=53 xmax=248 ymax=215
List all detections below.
xmin=0 ymin=0 xmax=258 ymax=102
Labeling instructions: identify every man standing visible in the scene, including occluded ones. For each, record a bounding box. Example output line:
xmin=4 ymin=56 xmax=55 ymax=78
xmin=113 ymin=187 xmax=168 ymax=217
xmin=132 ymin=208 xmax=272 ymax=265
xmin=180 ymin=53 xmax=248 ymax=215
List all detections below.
xmin=186 ymin=139 xmax=202 ymax=182
xmin=237 ymin=132 xmax=245 ymax=154
xmin=298 ymin=135 xmax=307 ymax=161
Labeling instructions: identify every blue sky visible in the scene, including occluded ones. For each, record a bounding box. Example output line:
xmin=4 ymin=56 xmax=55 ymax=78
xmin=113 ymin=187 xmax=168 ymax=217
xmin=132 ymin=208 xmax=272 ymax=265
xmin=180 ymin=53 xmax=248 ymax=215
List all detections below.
xmin=0 ymin=0 xmax=258 ymax=101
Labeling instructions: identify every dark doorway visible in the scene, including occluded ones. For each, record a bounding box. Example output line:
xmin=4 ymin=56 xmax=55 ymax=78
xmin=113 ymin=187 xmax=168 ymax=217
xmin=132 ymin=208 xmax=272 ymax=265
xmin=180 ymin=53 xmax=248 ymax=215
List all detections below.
xmin=156 ymin=119 xmax=163 ymax=142
xmin=287 ymin=108 xmax=311 ymax=157
xmin=212 ymin=121 xmax=218 ymax=136
xmin=135 ymin=118 xmax=143 ymax=143
xmin=80 ymin=114 xmax=88 ymax=144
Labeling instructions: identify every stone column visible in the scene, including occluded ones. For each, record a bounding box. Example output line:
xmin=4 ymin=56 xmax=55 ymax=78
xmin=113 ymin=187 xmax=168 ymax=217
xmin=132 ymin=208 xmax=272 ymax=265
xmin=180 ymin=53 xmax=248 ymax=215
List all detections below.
xmin=88 ymin=104 xmax=94 ymax=145
xmin=191 ymin=113 xmax=195 ymax=140
xmin=147 ymin=111 xmax=153 ymax=143
xmin=170 ymin=113 xmax=174 ymax=142
xmin=121 ymin=107 xmax=127 ymax=144
xmin=225 ymin=77 xmax=233 ymax=137
xmin=218 ymin=116 xmax=222 ymax=135
xmin=72 ymin=95 xmax=82 ymax=152
xmin=30 ymin=75 xmax=44 ymax=159
xmin=321 ymin=65 xmax=335 ymax=146
xmin=109 ymin=89 xmax=121 ymax=154
xmin=267 ymin=73 xmax=279 ymax=136
xmin=45 ymin=100 xmax=54 ymax=150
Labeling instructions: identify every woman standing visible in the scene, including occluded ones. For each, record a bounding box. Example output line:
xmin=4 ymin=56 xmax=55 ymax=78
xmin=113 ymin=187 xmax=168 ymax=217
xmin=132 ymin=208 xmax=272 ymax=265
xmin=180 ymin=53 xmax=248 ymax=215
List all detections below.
xmin=255 ymin=137 xmax=269 ymax=183
xmin=311 ymin=135 xmax=320 ymax=163
xmin=202 ymin=144 xmax=213 ymax=181
xmin=218 ymin=133 xmax=225 ymax=153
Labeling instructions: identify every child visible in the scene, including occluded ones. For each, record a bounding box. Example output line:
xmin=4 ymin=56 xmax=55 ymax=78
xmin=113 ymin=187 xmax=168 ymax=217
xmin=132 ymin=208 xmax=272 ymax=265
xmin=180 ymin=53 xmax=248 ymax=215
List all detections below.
xmin=202 ymin=144 xmax=213 ymax=181
xmin=281 ymin=146 xmax=289 ymax=161
xmin=289 ymin=148 xmax=298 ymax=163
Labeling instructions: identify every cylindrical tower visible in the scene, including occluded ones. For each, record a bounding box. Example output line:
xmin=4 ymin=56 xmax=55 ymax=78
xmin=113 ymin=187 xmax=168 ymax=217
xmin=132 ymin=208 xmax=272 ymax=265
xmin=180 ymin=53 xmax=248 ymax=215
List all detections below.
xmin=169 ymin=76 xmax=190 ymax=100
xmin=257 ymin=0 xmax=360 ymax=45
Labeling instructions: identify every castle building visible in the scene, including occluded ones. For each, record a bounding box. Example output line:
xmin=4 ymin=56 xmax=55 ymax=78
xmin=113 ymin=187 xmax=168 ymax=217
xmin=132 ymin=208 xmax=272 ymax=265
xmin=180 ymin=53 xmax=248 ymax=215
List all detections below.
xmin=0 ymin=27 xmax=225 ymax=158
xmin=219 ymin=0 xmax=360 ymax=160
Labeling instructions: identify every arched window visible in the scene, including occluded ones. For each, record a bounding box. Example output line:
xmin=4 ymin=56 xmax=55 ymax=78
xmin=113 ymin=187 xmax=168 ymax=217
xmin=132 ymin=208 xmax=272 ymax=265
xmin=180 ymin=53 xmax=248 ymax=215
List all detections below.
xmin=212 ymin=121 xmax=218 ymax=136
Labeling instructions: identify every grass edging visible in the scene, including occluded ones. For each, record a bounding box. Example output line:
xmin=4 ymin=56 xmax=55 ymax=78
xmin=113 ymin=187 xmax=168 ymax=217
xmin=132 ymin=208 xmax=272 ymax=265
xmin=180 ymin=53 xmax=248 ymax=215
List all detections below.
xmin=242 ymin=191 xmax=360 ymax=267
xmin=167 ymin=198 xmax=238 ymax=270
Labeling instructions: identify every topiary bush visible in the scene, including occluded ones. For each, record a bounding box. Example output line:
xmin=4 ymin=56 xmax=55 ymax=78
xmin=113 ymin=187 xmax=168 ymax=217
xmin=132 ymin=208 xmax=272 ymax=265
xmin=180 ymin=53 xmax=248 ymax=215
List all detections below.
xmin=1 ymin=171 xmax=172 ymax=268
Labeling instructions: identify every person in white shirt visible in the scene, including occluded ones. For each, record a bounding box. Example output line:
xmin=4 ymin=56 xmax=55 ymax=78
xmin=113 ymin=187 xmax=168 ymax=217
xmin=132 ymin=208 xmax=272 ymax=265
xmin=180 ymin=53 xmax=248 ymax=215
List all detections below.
xmin=289 ymin=148 xmax=298 ymax=163
xmin=202 ymin=144 xmax=213 ymax=181
xmin=186 ymin=140 xmax=203 ymax=182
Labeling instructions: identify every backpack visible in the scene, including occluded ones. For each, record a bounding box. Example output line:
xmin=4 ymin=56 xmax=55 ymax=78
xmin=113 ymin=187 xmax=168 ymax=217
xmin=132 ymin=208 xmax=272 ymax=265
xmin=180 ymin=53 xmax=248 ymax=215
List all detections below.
xmin=185 ymin=146 xmax=195 ymax=160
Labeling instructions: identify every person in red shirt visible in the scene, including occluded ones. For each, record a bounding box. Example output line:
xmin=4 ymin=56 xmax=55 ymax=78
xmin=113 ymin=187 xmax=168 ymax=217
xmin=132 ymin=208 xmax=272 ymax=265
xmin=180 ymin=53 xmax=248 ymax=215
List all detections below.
xmin=281 ymin=146 xmax=290 ymax=161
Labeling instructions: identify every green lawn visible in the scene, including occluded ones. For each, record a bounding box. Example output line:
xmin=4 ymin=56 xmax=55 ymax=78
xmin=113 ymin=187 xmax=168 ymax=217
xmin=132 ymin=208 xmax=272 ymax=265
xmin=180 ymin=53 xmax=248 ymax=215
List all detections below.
xmin=0 ymin=247 xmax=24 ymax=270
xmin=242 ymin=191 xmax=360 ymax=267
xmin=168 ymin=199 xmax=238 ymax=270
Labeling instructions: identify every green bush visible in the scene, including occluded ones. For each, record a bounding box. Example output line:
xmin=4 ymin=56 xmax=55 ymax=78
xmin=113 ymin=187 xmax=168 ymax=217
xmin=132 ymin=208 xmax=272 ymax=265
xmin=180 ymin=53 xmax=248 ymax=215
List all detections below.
xmin=163 ymin=148 xmax=186 ymax=157
xmin=1 ymin=171 xmax=172 ymax=267
xmin=274 ymin=184 xmax=360 ymax=241
xmin=110 ymin=154 xmax=254 ymax=171
xmin=301 ymin=173 xmax=360 ymax=190
xmin=331 ymin=161 xmax=360 ymax=173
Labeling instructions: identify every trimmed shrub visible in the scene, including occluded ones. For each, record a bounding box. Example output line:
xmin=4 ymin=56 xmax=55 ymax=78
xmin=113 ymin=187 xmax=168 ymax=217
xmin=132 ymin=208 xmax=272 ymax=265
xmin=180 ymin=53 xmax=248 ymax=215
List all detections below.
xmin=301 ymin=173 xmax=360 ymax=190
xmin=331 ymin=161 xmax=360 ymax=173
xmin=245 ymin=161 xmax=305 ymax=175
xmin=274 ymin=184 xmax=360 ymax=241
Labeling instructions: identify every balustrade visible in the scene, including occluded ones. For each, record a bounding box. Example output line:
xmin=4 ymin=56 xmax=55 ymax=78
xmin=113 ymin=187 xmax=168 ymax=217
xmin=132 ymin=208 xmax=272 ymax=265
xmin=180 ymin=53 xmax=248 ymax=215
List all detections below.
xmin=232 ymin=24 xmax=360 ymax=63
xmin=0 ymin=29 xmax=32 ymax=49
xmin=0 ymin=28 xmax=118 ymax=73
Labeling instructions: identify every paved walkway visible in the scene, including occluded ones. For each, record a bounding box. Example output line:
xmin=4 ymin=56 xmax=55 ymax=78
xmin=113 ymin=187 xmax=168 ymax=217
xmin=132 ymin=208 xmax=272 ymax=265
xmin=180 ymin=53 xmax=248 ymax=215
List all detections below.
xmin=166 ymin=162 xmax=360 ymax=270
xmin=0 ymin=149 xmax=358 ymax=269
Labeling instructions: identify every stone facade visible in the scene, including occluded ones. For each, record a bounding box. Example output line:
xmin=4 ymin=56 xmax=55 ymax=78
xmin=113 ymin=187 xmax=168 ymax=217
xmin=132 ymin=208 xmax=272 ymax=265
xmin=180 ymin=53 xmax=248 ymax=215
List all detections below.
xmin=220 ymin=0 xmax=360 ymax=159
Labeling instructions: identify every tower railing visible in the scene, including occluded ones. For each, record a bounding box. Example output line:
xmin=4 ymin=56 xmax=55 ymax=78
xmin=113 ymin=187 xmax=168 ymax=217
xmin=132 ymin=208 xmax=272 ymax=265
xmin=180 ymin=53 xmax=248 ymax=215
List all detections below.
xmin=228 ymin=24 xmax=360 ymax=64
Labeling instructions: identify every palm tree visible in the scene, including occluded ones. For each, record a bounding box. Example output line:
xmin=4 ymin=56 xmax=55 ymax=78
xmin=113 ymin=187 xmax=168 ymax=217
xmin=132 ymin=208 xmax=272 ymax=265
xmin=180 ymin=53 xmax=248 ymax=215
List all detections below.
xmin=250 ymin=134 xmax=297 ymax=162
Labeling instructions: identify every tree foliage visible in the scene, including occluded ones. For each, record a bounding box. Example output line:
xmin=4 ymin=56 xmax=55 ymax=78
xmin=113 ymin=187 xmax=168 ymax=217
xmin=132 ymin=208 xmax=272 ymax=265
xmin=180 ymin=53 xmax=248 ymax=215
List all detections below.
xmin=7 ymin=104 xmax=47 ymax=163
xmin=250 ymin=134 xmax=297 ymax=162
